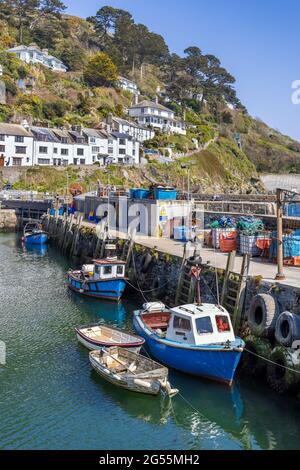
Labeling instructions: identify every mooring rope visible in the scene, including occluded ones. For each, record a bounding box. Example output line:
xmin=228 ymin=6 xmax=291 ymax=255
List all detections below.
xmin=244 ymin=347 xmax=300 ymax=374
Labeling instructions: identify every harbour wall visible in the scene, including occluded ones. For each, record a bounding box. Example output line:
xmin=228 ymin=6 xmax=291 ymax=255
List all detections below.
xmin=0 ymin=209 xmax=17 ymax=232
xmin=42 ymin=214 xmax=300 ymax=397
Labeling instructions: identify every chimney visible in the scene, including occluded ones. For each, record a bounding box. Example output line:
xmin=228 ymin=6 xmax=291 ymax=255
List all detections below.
xmin=42 ymin=49 xmax=49 ymax=56
xmin=154 ymin=95 xmax=159 ymax=105
xmin=134 ymin=94 xmax=139 ymax=105
xmin=21 ymin=119 xmax=29 ymax=130
xmin=0 ymin=65 xmax=3 ymax=77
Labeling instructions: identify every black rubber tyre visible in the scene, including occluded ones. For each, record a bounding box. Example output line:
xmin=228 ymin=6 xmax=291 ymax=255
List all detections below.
xmin=151 ymin=276 xmax=163 ymax=299
xmin=275 ymin=311 xmax=300 ymax=347
xmin=241 ymin=335 xmax=272 ymax=377
xmin=248 ymin=293 xmax=278 ymax=337
xmin=140 ymin=252 xmax=153 ymax=274
xmin=266 ymin=346 xmax=300 ymax=394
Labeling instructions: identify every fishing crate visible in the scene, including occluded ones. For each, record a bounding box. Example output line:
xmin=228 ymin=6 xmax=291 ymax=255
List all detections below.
xmin=239 ymin=234 xmax=260 ymax=257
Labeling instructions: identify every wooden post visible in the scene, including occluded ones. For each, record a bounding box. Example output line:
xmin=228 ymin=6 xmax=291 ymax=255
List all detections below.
xmin=275 ymin=188 xmax=285 ymax=280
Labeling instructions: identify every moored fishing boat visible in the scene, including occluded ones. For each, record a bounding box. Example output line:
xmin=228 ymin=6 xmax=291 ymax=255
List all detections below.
xmin=133 ymin=301 xmax=245 ymax=386
xmin=89 ymin=347 xmax=178 ymax=396
xmin=75 ymin=323 xmax=145 ymax=353
xmin=23 ymin=222 xmax=48 ymax=245
xmin=68 ymin=258 xmax=127 ymax=301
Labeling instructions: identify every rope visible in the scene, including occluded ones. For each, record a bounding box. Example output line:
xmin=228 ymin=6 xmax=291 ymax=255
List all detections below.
xmin=131 ymin=251 xmax=148 ymax=303
xmin=244 ymin=347 xmax=300 ymax=374
xmin=126 ymin=279 xmax=170 ymax=294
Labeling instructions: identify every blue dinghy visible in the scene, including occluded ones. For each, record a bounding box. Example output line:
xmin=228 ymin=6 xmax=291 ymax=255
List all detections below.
xmin=23 ymin=222 xmax=48 ymax=245
xmin=68 ymin=258 xmax=127 ymax=302
xmin=133 ymin=302 xmax=245 ymax=386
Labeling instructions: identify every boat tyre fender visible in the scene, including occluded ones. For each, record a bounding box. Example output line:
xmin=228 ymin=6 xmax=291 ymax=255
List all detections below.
xmin=275 ymin=311 xmax=300 ymax=347
xmin=140 ymin=252 xmax=153 ymax=274
xmin=266 ymin=346 xmax=300 ymax=394
xmin=241 ymin=335 xmax=272 ymax=377
xmin=248 ymin=293 xmax=279 ymax=337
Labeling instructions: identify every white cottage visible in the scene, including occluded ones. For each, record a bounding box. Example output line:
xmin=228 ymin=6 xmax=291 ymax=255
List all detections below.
xmin=0 ymin=123 xmax=34 ymax=167
xmin=7 ymin=45 xmax=67 ymax=72
xmin=128 ymin=100 xmax=186 ymax=135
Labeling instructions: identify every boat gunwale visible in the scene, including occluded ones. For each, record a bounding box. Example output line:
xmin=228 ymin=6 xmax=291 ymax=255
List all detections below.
xmin=75 ymin=324 xmax=145 ymax=347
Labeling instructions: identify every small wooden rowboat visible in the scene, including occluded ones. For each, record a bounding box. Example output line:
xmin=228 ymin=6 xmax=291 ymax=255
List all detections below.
xmin=75 ymin=323 xmax=145 ymax=353
xmin=89 ymin=347 xmax=178 ymax=397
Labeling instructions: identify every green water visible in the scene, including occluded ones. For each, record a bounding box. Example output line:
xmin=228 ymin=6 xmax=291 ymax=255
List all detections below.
xmin=0 ymin=233 xmax=300 ymax=450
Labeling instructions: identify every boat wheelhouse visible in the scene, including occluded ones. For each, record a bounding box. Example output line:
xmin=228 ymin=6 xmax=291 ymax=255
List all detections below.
xmin=133 ymin=302 xmax=245 ymax=385
xmin=68 ymin=258 xmax=127 ymax=301
xmin=23 ymin=222 xmax=48 ymax=245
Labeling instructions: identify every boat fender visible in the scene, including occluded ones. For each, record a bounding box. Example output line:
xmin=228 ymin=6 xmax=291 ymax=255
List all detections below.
xmin=267 ymin=346 xmax=300 ymax=394
xmin=159 ymin=379 xmax=179 ymax=397
xmin=275 ymin=311 xmax=300 ymax=347
xmin=241 ymin=335 xmax=272 ymax=377
xmin=133 ymin=378 xmax=152 ymax=389
xmin=140 ymin=252 xmax=153 ymax=274
xmin=248 ymin=293 xmax=279 ymax=337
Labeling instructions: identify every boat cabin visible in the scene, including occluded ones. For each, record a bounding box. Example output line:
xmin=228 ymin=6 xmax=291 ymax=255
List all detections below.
xmin=141 ymin=303 xmax=236 ymax=345
xmin=84 ymin=259 xmax=126 ymax=280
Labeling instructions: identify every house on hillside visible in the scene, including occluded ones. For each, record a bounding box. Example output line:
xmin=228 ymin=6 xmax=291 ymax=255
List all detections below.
xmin=107 ymin=116 xmax=154 ymax=143
xmin=83 ymin=128 xmax=110 ymax=166
xmin=128 ymin=99 xmax=186 ymax=135
xmin=7 ymin=44 xmax=67 ymax=72
xmin=107 ymin=132 xmax=139 ymax=166
xmin=0 ymin=123 xmax=33 ymax=167
xmin=118 ymin=76 xmax=140 ymax=95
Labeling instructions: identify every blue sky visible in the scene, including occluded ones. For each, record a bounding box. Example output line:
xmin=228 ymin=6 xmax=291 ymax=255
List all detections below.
xmin=64 ymin=0 xmax=300 ymax=141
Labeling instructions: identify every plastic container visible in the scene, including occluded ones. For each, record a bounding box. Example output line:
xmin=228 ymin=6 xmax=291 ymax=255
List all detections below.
xmin=269 ymin=233 xmax=300 ymax=259
xmin=212 ymin=227 xmax=236 ymax=249
xmin=154 ymin=188 xmax=177 ymax=200
xmin=134 ymin=189 xmax=150 ymax=199
xmin=174 ymin=226 xmax=187 ymax=242
xmin=219 ymin=232 xmax=238 ymax=253
xmin=286 ymin=203 xmax=300 ymax=217
xmin=239 ymin=234 xmax=260 ymax=257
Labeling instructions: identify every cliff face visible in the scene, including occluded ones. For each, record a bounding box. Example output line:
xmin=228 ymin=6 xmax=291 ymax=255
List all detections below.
xmin=0 ymin=209 xmax=17 ymax=232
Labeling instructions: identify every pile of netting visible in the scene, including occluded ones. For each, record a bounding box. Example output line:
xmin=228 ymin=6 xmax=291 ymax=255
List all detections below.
xmin=236 ymin=216 xmax=264 ymax=236
xmin=210 ymin=216 xmax=235 ymax=229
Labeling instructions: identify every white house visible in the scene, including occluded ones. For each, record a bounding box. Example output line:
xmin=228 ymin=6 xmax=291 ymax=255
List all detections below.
xmin=7 ymin=44 xmax=67 ymax=72
xmin=107 ymin=132 xmax=139 ymax=165
xmin=118 ymin=76 xmax=140 ymax=95
xmin=108 ymin=116 xmax=155 ymax=143
xmin=128 ymin=99 xmax=186 ymax=135
xmin=83 ymin=128 xmax=109 ymax=166
xmin=0 ymin=123 xmax=34 ymax=167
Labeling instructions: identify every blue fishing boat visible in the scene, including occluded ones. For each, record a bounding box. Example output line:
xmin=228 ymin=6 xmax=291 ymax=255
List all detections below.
xmin=133 ymin=302 xmax=244 ymax=386
xmin=23 ymin=222 xmax=48 ymax=245
xmin=68 ymin=258 xmax=127 ymax=302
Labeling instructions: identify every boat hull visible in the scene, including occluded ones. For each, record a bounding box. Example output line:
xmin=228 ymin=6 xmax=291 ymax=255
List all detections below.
xmin=75 ymin=330 xmax=143 ymax=353
xmin=68 ymin=274 xmax=126 ymax=302
xmin=133 ymin=314 xmax=244 ymax=386
xmin=24 ymin=232 xmax=48 ymax=245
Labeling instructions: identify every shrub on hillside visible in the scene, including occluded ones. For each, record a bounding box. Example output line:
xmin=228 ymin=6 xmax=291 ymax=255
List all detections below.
xmin=84 ymin=52 xmax=118 ymax=88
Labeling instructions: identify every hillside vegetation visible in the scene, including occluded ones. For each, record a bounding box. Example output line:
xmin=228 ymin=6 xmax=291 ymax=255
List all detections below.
xmin=0 ymin=1 xmax=299 ymax=194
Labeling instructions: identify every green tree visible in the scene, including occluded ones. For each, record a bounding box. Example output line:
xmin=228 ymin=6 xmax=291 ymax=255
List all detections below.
xmin=83 ymin=52 xmax=118 ymax=87
xmin=0 ymin=0 xmax=39 ymax=42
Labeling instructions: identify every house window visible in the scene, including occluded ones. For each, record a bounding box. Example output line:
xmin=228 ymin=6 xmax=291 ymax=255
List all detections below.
xmin=15 ymin=136 xmax=24 ymax=143
xmin=54 ymin=148 xmax=58 ymax=154
xmin=77 ymin=148 xmax=84 ymax=156
xmin=79 ymin=159 xmax=85 ymax=165
xmin=61 ymin=137 xmax=68 ymax=144
xmin=38 ymin=158 xmax=50 ymax=165
xmin=103 ymin=266 xmax=112 ymax=275
xmin=12 ymin=158 xmax=22 ymax=166
xmin=108 ymin=139 xmax=113 ymax=145
xmin=0 ymin=145 xmax=5 ymax=152
xmin=15 ymin=146 xmax=27 ymax=154
xmin=119 ymin=149 xmax=126 ymax=155
xmin=90 ymin=138 xmax=96 ymax=143
xmin=173 ymin=316 xmax=191 ymax=331
xmin=108 ymin=147 xmax=114 ymax=154
xmin=61 ymin=149 xmax=68 ymax=156
xmin=119 ymin=139 xmax=126 ymax=146
xmin=63 ymin=160 xmax=68 ymax=166
xmin=196 ymin=317 xmax=213 ymax=335
xmin=39 ymin=146 xmax=48 ymax=154
xmin=0 ymin=135 xmax=5 ymax=141
xmin=216 ymin=315 xmax=231 ymax=333
xmin=92 ymin=147 xmax=100 ymax=153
